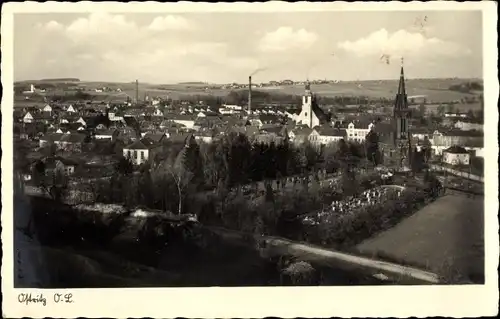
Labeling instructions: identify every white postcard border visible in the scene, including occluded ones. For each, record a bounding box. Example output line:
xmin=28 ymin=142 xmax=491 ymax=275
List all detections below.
xmin=2 ymin=1 xmax=498 ymax=318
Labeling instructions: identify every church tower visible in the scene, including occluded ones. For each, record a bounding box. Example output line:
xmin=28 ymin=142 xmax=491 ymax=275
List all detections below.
xmin=301 ymin=80 xmax=313 ymax=127
xmin=393 ymin=58 xmax=412 ymax=169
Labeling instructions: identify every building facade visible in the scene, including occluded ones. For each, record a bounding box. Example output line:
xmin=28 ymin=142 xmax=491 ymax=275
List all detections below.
xmin=295 ymin=81 xmax=328 ymax=128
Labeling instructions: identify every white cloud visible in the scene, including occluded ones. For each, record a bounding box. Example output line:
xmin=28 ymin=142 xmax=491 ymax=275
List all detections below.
xmin=148 ymin=15 xmax=193 ymax=31
xmin=258 ymin=27 xmax=318 ymax=52
xmin=66 ymin=13 xmax=137 ymax=36
xmin=44 ymin=20 xmax=64 ymax=31
xmin=337 ymin=28 xmax=471 ymax=58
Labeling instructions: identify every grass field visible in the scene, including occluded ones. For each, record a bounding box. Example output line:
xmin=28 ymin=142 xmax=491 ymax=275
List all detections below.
xmin=355 ymin=194 xmax=484 ymax=283
xmin=15 ymin=78 xmax=480 ymax=105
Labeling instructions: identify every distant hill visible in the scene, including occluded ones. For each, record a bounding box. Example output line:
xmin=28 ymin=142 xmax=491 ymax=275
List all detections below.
xmin=177 ymin=81 xmax=207 ymax=85
xmin=38 ymin=78 xmax=80 ymax=82
xmin=15 ymin=78 xmax=80 ymax=84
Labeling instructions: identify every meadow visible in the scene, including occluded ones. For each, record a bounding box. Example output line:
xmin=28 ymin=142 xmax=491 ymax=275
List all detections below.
xmin=355 ymin=194 xmax=484 ymax=283
xmin=16 ymin=78 xmax=481 ymax=105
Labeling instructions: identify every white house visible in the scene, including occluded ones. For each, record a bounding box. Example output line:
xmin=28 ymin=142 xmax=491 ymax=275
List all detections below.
xmin=224 ymin=104 xmax=243 ymax=111
xmin=445 ymin=112 xmax=468 ymax=118
xmin=309 ymin=126 xmax=346 ymax=146
xmin=95 ymin=129 xmax=118 ymax=141
xmin=42 ymin=104 xmax=52 ymax=113
xmin=23 ymin=112 xmax=34 ymax=124
xmin=108 ymin=112 xmax=125 ymax=123
xmin=76 ymin=117 xmax=87 ymax=126
xmin=454 ymin=120 xmax=483 ymax=132
xmin=123 ymin=138 xmax=162 ymax=165
xmin=345 ymin=122 xmax=375 ymax=143
xmin=442 ymin=146 xmax=470 ymax=166
xmin=172 ymin=115 xmax=196 ymax=129
xmin=67 ymin=105 xmax=77 ymax=113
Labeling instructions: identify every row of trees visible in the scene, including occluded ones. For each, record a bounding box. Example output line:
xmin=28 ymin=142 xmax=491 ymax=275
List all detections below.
xmin=87 ymin=132 xmax=380 ymax=215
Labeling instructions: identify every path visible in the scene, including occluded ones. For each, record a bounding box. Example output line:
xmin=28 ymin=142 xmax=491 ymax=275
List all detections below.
xmin=355 ymin=194 xmax=484 ymax=283
xmin=206 ymin=226 xmax=440 ymax=284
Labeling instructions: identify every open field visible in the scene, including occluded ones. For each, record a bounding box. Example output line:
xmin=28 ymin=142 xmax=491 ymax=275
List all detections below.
xmin=355 ymin=194 xmax=484 ymax=283
xmin=15 ymin=78 xmax=481 ymax=105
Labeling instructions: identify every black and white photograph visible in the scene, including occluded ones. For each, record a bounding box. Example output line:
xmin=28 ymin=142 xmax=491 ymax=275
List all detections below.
xmin=2 ymin=1 xmax=498 ymax=318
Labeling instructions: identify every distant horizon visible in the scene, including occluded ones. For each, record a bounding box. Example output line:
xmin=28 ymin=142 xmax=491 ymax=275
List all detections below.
xmin=15 ymin=75 xmax=484 ymax=86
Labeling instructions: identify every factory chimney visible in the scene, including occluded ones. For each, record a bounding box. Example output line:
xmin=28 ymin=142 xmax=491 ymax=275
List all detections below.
xmin=248 ymin=76 xmax=252 ymax=115
xmin=135 ymin=79 xmax=139 ymax=104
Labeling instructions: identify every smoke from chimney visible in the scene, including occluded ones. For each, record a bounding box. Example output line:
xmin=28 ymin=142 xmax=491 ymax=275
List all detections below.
xmin=248 ymin=76 xmax=252 ymax=115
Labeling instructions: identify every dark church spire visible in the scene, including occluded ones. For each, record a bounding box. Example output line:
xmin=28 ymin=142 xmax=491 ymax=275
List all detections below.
xmin=394 ymin=57 xmax=408 ymax=111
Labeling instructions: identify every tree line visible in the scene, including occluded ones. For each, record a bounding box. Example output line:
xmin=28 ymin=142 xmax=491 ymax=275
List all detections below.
xmin=86 ymin=132 xmax=381 ymax=215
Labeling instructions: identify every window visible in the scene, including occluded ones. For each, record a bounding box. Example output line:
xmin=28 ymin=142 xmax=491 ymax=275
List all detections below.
xmin=304 ymin=112 xmax=308 ymax=117
xmin=128 ymin=150 xmax=132 ymax=158
xmin=134 ymin=151 xmax=138 ymax=159
xmin=141 ymin=151 xmax=145 ymax=160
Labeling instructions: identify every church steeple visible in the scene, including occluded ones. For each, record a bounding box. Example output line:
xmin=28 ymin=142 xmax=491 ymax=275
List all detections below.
xmin=305 ymin=79 xmax=312 ymax=96
xmin=392 ymin=57 xmax=412 ymax=169
xmin=394 ymin=57 xmax=408 ymax=112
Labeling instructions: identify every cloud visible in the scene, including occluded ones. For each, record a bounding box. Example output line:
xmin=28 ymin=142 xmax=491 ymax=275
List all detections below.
xmin=66 ymin=13 xmax=137 ymax=37
xmin=258 ymin=27 xmax=318 ymax=52
xmin=43 ymin=20 xmax=64 ymax=31
xmin=148 ymin=15 xmax=194 ymax=31
xmin=337 ymin=28 xmax=471 ymax=58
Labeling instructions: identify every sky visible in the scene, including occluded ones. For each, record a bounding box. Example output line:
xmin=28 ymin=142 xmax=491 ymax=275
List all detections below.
xmin=14 ymin=11 xmax=483 ymax=84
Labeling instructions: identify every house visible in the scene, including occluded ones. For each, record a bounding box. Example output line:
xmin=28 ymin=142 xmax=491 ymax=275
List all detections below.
xmin=66 ymin=105 xmax=77 ymax=113
xmin=431 ymin=130 xmax=483 ymax=157
xmin=108 ymin=111 xmax=125 ymax=123
xmin=295 ymin=81 xmax=329 ymax=128
xmin=143 ymin=132 xmax=167 ymax=144
xmin=454 ymin=120 xmax=483 ymax=131
xmin=23 ymin=112 xmax=35 ymax=124
xmin=44 ymin=156 xmax=80 ymax=176
xmin=94 ymin=129 xmax=119 ymax=141
xmin=76 ymin=117 xmax=87 ymax=127
xmin=42 ymin=104 xmax=53 ymax=113
xmin=170 ymin=114 xmax=196 ymax=129
xmin=194 ymin=130 xmax=215 ymax=144
xmin=289 ymin=126 xmax=313 ymax=145
xmin=411 ymin=127 xmax=433 ymax=140
xmin=309 ymin=125 xmax=346 ymax=146
xmin=39 ymin=133 xmax=87 ymax=152
xmin=345 ymin=121 xmax=375 ymax=143
xmin=442 ymin=146 xmax=470 ymax=166
xmin=444 ymin=112 xmax=468 ymax=118
xmin=123 ymin=138 xmax=163 ymax=165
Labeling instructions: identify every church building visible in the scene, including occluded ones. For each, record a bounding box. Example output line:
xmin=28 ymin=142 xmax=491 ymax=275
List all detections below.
xmin=379 ymin=58 xmax=412 ymax=170
xmin=295 ymin=81 xmax=329 ymax=128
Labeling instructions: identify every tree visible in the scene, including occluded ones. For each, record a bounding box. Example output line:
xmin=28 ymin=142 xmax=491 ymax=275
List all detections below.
xmin=365 ymin=130 xmax=380 ymax=166
xmin=466 ymin=109 xmax=475 ymax=120
xmin=114 ymin=155 xmax=133 ymax=176
xmin=411 ymin=148 xmax=425 ymax=174
xmin=281 ymin=261 xmax=317 ymax=285
xmin=437 ymin=105 xmax=446 ymax=117
xmin=322 ymin=142 xmax=339 ymax=173
xmin=446 ymin=104 xmax=455 ymax=114
xmin=421 ymin=136 xmax=432 ymax=162
xmin=418 ymin=104 xmax=427 ymax=117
